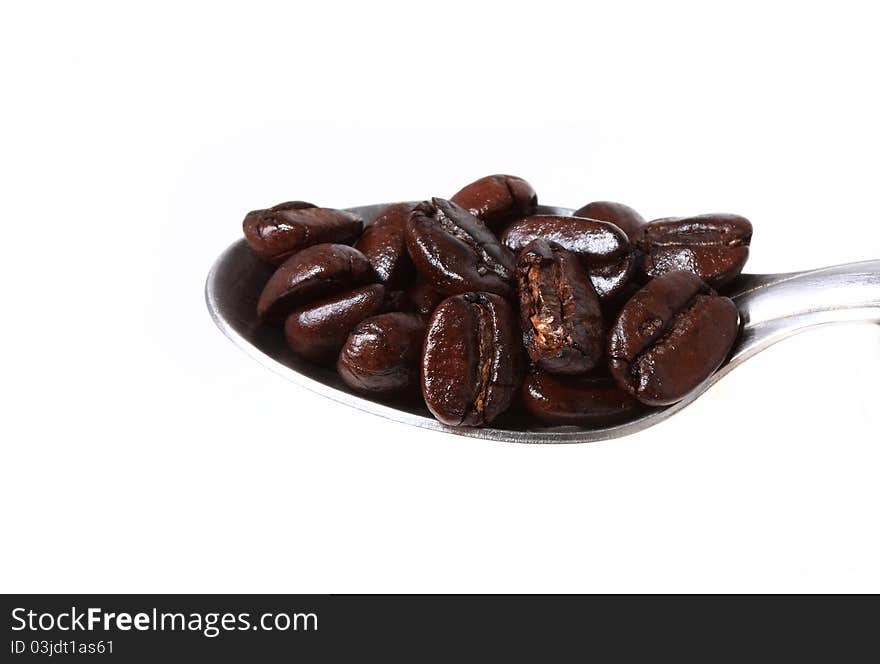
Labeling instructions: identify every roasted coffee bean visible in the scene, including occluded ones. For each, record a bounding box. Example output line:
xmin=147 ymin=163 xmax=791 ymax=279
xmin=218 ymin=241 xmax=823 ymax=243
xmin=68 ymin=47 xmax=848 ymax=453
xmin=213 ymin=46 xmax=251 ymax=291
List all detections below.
xmin=608 ymin=270 xmax=739 ymax=406
xmin=422 ymin=292 xmax=524 ymax=427
xmin=284 ymin=284 xmax=386 ymax=364
xmin=573 ymin=201 xmax=646 ymax=243
xmin=406 ymin=277 xmax=445 ymax=317
xmin=337 ymin=313 xmax=426 ymax=396
xmin=522 ymin=369 xmax=643 ymax=427
xmin=406 ymin=198 xmax=516 ymax=298
xmin=501 ymin=215 xmax=634 ymax=300
xmin=243 ymin=201 xmax=363 ymax=265
xmin=638 ymin=214 xmax=753 ymax=288
xmin=354 ymin=202 xmax=415 ymax=289
xmin=516 ymin=239 xmax=604 ymax=374
xmin=257 ymin=244 xmax=375 ymax=321
xmin=451 ymin=174 xmax=538 ymax=231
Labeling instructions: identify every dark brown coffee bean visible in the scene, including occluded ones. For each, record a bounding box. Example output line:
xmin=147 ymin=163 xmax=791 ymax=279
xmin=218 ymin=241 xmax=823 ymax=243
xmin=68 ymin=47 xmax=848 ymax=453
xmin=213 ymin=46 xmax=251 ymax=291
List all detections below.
xmin=516 ymin=239 xmax=604 ymax=374
xmin=337 ymin=313 xmax=426 ymax=397
xmin=573 ymin=201 xmax=646 ymax=243
xmin=257 ymin=244 xmax=375 ymax=321
xmin=608 ymin=270 xmax=739 ymax=406
xmin=638 ymin=214 xmax=753 ymax=288
xmin=284 ymin=284 xmax=386 ymax=364
xmin=422 ymin=292 xmax=524 ymax=427
xmin=406 ymin=277 xmax=445 ymax=317
xmin=406 ymin=198 xmax=516 ymax=298
xmin=354 ymin=202 xmax=415 ymax=289
xmin=501 ymin=215 xmax=633 ymax=300
xmin=243 ymin=201 xmax=363 ymax=265
xmin=522 ymin=369 xmax=643 ymax=427
xmin=451 ymin=174 xmax=538 ymax=231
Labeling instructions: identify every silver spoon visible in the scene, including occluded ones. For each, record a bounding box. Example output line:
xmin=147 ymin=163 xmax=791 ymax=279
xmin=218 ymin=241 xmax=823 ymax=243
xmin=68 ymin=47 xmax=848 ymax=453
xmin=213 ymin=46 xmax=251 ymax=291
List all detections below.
xmin=205 ymin=203 xmax=880 ymax=444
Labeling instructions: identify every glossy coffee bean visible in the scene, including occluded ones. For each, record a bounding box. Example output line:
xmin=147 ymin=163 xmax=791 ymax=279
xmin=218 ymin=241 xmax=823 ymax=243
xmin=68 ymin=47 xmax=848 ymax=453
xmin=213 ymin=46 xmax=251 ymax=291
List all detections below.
xmin=257 ymin=244 xmax=375 ymax=321
xmin=573 ymin=201 xmax=646 ymax=243
xmin=406 ymin=198 xmax=516 ymax=298
xmin=406 ymin=277 xmax=445 ymax=317
xmin=243 ymin=201 xmax=363 ymax=265
xmin=354 ymin=202 xmax=415 ymax=289
xmin=608 ymin=270 xmax=739 ymax=406
xmin=284 ymin=284 xmax=386 ymax=364
xmin=422 ymin=292 xmax=524 ymax=427
xmin=637 ymin=214 xmax=753 ymax=288
xmin=501 ymin=215 xmax=634 ymax=300
xmin=451 ymin=174 xmax=538 ymax=231
xmin=522 ymin=369 xmax=643 ymax=427
xmin=337 ymin=313 xmax=426 ymax=397
xmin=516 ymin=239 xmax=604 ymax=374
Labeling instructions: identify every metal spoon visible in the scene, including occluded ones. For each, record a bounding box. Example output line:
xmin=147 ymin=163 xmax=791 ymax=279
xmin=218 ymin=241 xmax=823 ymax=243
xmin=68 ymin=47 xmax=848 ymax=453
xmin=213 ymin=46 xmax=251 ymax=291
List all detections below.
xmin=205 ymin=203 xmax=880 ymax=444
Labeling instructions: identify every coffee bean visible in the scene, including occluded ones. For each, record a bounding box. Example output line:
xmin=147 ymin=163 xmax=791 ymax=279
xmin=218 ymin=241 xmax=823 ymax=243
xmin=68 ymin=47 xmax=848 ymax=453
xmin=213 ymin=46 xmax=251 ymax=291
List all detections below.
xmin=243 ymin=201 xmax=363 ymax=265
xmin=608 ymin=270 xmax=739 ymax=406
xmin=501 ymin=215 xmax=634 ymax=300
xmin=406 ymin=198 xmax=516 ymax=298
xmin=354 ymin=202 xmax=415 ymax=289
xmin=638 ymin=214 xmax=752 ymax=288
xmin=573 ymin=201 xmax=646 ymax=243
xmin=451 ymin=174 xmax=537 ymax=231
xmin=257 ymin=244 xmax=375 ymax=321
xmin=284 ymin=284 xmax=386 ymax=364
xmin=422 ymin=292 xmax=524 ymax=427
xmin=522 ymin=369 xmax=643 ymax=427
xmin=516 ymin=239 xmax=605 ymax=374
xmin=337 ymin=313 xmax=426 ymax=397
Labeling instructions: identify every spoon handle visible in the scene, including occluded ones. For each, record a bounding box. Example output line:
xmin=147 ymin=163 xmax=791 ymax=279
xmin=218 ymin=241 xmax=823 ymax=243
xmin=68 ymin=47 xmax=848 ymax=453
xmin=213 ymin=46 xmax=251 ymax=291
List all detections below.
xmin=725 ymin=260 xmax=880 ymax=369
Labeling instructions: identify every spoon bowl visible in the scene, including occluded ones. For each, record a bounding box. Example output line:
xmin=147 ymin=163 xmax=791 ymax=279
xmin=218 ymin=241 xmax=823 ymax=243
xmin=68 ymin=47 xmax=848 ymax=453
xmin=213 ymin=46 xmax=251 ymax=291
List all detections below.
xmin=206 ymin=203 xmax=880 ymax=443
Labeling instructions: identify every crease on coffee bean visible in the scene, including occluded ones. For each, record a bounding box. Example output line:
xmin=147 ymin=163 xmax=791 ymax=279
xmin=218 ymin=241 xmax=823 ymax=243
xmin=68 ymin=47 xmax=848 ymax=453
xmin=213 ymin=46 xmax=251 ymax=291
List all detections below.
xmin=466 ymin=299 xmax=496 ymax=425
xmin=503 ymin=176 xmax=535 ymax=215
xmin=641 ymin=223 xmax=751 ymax=249
xmin=526 ymin=261 xmax=585 ymax=361
xmin=526 ymin=263 xmax=563 ymax=353
xmin=621 ymin=295 xmax=707 ymax=391
xmin=643 ymin=237 xmax=747 ymax=248
xmin=503 ymin=177 xmax=517 ymax=211
xmin=433 ymin=203 xmax=512 ymax=280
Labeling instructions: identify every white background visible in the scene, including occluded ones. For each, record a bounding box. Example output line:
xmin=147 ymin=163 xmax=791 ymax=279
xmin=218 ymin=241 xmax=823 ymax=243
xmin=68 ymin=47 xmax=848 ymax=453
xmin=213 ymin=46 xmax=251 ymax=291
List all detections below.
xmin=2 ymin=1 xmax=879 ymax=593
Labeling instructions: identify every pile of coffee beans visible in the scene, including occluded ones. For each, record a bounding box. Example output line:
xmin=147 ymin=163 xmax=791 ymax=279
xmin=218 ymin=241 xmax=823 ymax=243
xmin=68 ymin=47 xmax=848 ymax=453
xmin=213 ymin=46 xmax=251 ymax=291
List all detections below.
xmin=244 ymin=175 xmax=751 ymax=428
